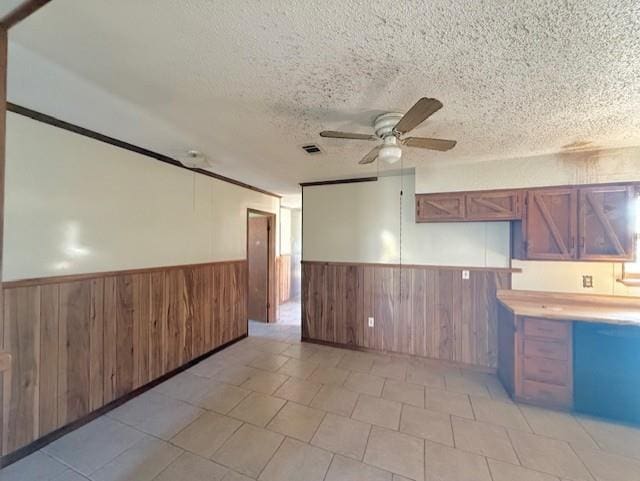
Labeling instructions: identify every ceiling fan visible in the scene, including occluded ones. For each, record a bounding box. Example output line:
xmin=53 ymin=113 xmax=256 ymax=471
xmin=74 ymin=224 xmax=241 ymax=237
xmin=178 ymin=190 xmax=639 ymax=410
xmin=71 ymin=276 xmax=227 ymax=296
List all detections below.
xmin=320 ymin=97 xmax=456 ymax=165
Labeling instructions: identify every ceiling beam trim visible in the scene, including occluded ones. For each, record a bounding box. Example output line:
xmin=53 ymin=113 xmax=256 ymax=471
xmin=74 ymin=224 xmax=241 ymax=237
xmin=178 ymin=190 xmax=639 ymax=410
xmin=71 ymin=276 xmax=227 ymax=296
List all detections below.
xmin=7 ymin=102 xmax=282 ymax=198
xmin=0 ymin=0 xmax=52 ymax=30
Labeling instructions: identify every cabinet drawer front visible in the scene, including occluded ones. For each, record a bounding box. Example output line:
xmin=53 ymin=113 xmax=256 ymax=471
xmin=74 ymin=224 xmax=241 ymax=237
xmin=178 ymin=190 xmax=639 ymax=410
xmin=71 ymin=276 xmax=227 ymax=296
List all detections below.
xmin=522 ymin=380 xmax=572 ymax=408
xmin=523 ymin=318 xmax=570 ymax=340
xmin=523 ymin=357 xmax=569 ymax=385
xmin=523 ymin=339 xmax=569 ymax=361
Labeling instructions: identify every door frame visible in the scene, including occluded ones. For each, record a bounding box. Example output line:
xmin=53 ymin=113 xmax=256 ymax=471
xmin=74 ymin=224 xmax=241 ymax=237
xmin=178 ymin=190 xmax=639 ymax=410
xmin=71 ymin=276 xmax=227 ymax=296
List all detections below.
xmin=246 ymin=208 xmax=277 ymax=324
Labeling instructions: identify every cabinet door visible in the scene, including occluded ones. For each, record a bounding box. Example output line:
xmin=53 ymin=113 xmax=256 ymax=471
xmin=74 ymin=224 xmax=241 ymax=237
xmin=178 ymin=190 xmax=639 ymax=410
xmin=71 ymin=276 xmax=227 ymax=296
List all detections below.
xmin=579 ymin=185 xmax=636 ymax=261
xmin=525 ymin=188 xmax=578 ymax=260
xmin=466 ymin=190 xmax=522 ymax=221
xmin=415 ymin=193 xmax=465 ymax=222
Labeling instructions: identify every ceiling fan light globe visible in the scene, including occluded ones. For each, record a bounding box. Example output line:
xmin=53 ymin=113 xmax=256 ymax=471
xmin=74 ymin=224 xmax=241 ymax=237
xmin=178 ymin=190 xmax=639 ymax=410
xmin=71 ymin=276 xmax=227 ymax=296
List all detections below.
xmin=378 ymin=144 xmax=402 ymax=164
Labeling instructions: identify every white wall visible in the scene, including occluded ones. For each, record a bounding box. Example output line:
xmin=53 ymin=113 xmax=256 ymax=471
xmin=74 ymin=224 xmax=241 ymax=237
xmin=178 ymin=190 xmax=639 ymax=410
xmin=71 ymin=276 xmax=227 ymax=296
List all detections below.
xmin=415 ymin=147 xmax=640 ymax=296
xmin=303 ymin=173 xmax=510 ymax=267
xmin=290 ymin=208 xmax=302 ymax=258
xmin=512 ymin=260 xmax=640 ymax=296
xmin=279 ymin=207 xmax=292 ymax=255
xmin=416 ymin=146 xmax=640 ymax=193
xmin=3 ymin=112 xmax=279 ymax=281
xmin=280 ymin=207 xmax=302 ymax=257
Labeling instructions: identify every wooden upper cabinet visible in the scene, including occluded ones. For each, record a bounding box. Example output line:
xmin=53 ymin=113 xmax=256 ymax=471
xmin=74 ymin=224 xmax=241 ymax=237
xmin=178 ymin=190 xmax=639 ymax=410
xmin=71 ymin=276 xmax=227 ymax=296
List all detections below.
xmin=416 ymin=183 xmax=637 ymax=262
xmin=525 ymin=188 xmax=578 ymax=260
xmin=466 ymin=190 xmax=521 ymax=221
xmin=416 ymin=193 xmax=465 ymax=222
xmin=579 ymin=185 xmax=636 ymax=261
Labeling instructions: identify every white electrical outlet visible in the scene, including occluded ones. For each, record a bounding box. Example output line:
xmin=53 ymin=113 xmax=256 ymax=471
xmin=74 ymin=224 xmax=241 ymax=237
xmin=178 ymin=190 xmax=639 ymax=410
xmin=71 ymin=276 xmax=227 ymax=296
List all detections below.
xmin=368 ymin=317 xmax=374 ymax=327
xmin=462 ymin=270 xmax=470 ymax=280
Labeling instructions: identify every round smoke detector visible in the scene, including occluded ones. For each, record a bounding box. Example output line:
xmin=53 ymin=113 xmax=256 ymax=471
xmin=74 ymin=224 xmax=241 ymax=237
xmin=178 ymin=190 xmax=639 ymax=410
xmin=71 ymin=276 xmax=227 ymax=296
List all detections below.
xmin=180 ymin=150 xmax=208 ymax=168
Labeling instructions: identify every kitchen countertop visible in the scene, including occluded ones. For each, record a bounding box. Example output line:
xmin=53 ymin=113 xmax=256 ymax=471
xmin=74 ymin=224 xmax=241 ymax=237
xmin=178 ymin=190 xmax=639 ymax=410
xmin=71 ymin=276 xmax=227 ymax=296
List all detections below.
xmin=497 ymin=289 xmax=640 ymax=326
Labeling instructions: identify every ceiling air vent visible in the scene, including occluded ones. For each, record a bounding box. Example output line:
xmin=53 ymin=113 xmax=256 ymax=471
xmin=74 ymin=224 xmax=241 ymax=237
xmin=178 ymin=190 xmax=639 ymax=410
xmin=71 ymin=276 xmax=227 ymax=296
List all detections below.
xmin=301 ymin=144 xmax=323 ymax=155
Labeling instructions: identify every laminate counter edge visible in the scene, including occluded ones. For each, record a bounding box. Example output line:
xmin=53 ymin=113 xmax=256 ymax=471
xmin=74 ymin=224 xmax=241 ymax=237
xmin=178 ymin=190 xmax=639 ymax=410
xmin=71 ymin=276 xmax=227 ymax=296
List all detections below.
xmin=497 ymin=289 xmax=640 ymax=326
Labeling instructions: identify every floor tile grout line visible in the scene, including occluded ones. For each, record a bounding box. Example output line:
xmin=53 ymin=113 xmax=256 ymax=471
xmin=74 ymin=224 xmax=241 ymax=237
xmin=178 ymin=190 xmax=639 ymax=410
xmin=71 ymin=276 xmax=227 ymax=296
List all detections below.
xmin=566 ymin=437 xmax=598 ymax=481
xmin=448 ymin=413 xmax=456 ymax=449
xmin=468 ymin=393 xmax=477 ymax=421
xmin=254 ymin=434 xmax=287 ymax=480
xmin=504 ymin=428 xmax=523 ymax=467
xmin=307 ymin=409 xmax=330 ymax=447
xmin=514 ymin=403 xmax=536 ymax=434
xmin=37 ymin=450 xmax=94 ymax=480
xmin=361 ymin=420 xmax=375 ymax=464
xmin=484 ymin=455 xmax=496 ymax=481
xmin=574 ymin=416 xmax=607 ymax=452
xmin=149 ymin=450 xmax=192 ymax=481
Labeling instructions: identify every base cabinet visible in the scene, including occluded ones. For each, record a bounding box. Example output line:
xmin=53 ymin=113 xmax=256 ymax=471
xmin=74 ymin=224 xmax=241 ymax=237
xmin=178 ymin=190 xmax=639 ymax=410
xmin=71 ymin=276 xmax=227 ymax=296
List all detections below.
xmin=498 ymin=306 xmax=573 ymax=409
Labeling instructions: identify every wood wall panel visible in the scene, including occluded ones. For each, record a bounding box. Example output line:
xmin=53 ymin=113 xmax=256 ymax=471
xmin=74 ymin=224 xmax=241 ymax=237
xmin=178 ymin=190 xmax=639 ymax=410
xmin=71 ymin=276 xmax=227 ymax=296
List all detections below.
xmin=58 ymin=280 xmax=92 ymax=425
xmin=0 ymin=260 xmax=247 ymax=456
xmin=38 ymin=285 xmax=58 ymax=436
xmin=3 ymin=287 xmax=40 ymax=453
xmin=302 ymin=261 xmax=512 ymax=369
xmin=149 ymin=271 xmax=166 ymax=381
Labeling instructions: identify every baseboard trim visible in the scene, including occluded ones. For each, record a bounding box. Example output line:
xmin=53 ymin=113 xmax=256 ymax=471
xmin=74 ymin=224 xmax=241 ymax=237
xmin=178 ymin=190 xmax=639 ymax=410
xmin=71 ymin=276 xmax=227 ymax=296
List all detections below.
xmin=301 ymin=336 xmax=496 ymax=374
xmin=0 ymin=333 xmax=247 ymax=468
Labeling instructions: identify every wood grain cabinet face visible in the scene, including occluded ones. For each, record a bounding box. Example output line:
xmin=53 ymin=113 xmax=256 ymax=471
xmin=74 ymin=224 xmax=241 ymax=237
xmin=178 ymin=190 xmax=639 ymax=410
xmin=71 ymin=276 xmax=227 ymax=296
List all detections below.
xmin=466 ymin=190 xmax=521 ymax=221
xmin=579 ymin=185 xmax=636 ymax=261
xmin=416 ymin=193 xmax=465 ymax=222
xmin=499 ymin=310 xmax=574 ymax=410
xmin=518 ymin=317 xmax=573 ymax=409
xmin=525 ymin=188 xmax=578 ymax=260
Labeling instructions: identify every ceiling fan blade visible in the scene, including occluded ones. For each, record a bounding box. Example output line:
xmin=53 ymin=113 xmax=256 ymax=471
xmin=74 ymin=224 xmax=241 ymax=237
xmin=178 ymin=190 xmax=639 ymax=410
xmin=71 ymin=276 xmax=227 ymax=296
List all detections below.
xmin=320 ymin=130 xmax=377 ymax=140
xmin=359 ymin=145 xmax=381 ymax=164
xmin=393 ymin=98 xmax=443 ymax=135
xmin=402 ymin=137 xmax=457 ymax=151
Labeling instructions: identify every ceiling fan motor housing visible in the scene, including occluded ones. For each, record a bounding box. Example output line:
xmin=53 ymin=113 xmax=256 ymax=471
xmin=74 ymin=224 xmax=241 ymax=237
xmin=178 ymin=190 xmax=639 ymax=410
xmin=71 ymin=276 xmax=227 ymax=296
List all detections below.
xmin=374 ymin=112 xmax=404 ymax=138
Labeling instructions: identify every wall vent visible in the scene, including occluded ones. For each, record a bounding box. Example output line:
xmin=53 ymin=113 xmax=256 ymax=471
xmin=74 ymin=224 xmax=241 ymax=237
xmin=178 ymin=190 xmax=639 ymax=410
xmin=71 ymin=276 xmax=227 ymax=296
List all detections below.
xmin=301 ymin=144 xmax=323 ymax=155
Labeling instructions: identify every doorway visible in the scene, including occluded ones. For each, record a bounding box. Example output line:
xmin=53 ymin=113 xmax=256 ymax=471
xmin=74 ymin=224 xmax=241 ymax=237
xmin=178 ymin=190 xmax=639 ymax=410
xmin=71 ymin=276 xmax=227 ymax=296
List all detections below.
xmin=247 ymin=209 xmax=276 ymax=323
xmin=277 ymin=207 xmax=301 ymax=325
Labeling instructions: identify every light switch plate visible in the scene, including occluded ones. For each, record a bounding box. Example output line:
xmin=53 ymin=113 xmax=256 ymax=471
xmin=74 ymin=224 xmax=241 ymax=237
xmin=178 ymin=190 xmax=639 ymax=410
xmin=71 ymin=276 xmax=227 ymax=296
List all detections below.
xmin=582 ymin=275 xmax=593 ymax=288
xmin=462 ymin=270 xmax=470 ymax=280
xmin=368 ymin=317 xmax=374 ymax=327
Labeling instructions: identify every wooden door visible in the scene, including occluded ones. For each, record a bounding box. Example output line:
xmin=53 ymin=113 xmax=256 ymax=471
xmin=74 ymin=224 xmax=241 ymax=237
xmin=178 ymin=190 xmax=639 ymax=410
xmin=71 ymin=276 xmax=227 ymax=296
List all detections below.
xmin=248 ymin=216 xmax=269 ymax=322
xmin=579 ymin=185 xmax=636 ymax=261
xmin=525 ymin=188 xmax=578 ymax=260
xmin=466 ymin=190 xmax=522 ymax=221
xmin=415 ymin=193 xmax=465 ymax=222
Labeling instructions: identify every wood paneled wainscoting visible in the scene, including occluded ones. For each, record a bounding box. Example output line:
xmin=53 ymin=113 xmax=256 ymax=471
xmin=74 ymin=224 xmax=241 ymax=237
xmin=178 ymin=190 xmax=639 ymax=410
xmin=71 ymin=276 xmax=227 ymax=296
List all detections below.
xmin=302 ymin=261 xmax=515 ymax=369
xmin=0 ymin=260 xmax=247 ymax=458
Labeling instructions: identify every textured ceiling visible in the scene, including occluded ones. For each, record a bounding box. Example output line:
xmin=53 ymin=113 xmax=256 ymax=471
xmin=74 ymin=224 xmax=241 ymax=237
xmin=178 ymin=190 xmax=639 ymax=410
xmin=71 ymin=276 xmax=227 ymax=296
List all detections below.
xmin=9 ymin=0 xmax=640 ymax=195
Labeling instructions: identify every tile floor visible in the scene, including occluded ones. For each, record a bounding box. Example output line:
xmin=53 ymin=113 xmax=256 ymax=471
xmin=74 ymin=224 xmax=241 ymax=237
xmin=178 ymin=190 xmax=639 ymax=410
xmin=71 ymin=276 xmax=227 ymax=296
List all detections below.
xmin=2 ymin=321 xmax=640 ymax=481
xmin=276 ymin=298 xmax=301 ymax=326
